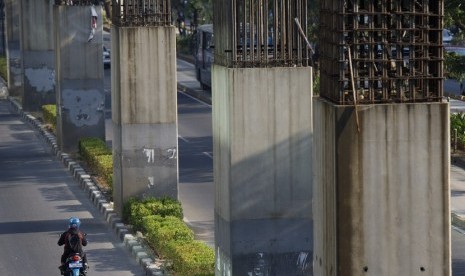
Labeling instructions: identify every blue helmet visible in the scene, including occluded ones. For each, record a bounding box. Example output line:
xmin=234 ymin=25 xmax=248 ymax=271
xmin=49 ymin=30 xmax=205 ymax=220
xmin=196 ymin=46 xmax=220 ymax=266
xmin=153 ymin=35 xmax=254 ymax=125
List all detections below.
xmin=69 ymin=217 xmax=81 ymax=229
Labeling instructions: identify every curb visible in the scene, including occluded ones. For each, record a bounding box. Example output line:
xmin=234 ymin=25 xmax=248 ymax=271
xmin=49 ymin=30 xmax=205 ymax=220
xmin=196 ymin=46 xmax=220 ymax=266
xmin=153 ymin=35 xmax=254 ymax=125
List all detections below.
xmin=6 ymin=97 xmax=168 ymax=276
xmin=177 ymin=82 xmax=211 ymax=105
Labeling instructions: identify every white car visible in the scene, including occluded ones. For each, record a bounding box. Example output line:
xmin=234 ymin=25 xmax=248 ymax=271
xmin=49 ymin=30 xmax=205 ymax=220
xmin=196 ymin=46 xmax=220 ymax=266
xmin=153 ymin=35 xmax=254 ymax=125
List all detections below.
xmin=103 ymin=46 xmax=111 ymax=68
xmin=443 ymin=29 xmax=453 ymax=44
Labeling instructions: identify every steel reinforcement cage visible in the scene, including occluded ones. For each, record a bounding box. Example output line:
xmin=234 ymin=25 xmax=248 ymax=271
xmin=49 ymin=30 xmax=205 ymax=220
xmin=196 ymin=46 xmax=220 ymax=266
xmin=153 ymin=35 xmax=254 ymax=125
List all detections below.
xmin=54 ymin=0 xmax=99 ymax=5
xmin=319 ymin=0 xmax=444 ymax=105
xmin=213 ymin=0 xmax=312 ymax=68
xmin=112 ymin=0 xmax=171 ymax=27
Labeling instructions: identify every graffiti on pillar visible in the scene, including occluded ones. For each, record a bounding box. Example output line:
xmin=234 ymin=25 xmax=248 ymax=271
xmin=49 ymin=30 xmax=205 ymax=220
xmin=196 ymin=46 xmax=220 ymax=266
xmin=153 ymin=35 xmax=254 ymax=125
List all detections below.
xmin=248 ymin=253 xmax=269 ymax=276
xmin=143 ymin=148 xmax=155 ymax=163
xmin=216 ymin=247 xmax=232 ymax=276
xmin=167 ymin=148 xmax=176 ymax=159
xmin=24 ymin=67 xmax=55 ymax=93
xmin=140 ymin=147 xmax=177 ymax=167
xmin=147 ymin=176 xmax=154 ymax=189
xmin=62 ymin=89 xmax=104 ymax=126
xmin=296 ymin=252 xmax=310 ymax=274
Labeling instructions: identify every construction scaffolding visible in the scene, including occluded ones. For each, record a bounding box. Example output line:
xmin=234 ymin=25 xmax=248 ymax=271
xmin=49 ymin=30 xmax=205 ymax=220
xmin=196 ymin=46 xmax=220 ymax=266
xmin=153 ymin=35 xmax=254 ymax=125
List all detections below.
xmin=112 ymin=0 xmax=171 ymax=27
xmin=319 ymin=0 xmax=444 ymax=104
xmin=213 ymin=0 xmax=312 ymax=68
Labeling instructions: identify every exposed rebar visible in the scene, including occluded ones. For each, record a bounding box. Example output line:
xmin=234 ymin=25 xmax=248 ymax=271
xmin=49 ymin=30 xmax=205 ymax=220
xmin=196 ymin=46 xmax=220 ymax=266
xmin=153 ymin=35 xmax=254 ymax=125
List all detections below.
xmin=319 ymin=0 xmax=444 ymax=104
xmin=112 ymin=0 xmax=171 ymax=27
xmin=213 ymin=0 xmax=311 ymax=68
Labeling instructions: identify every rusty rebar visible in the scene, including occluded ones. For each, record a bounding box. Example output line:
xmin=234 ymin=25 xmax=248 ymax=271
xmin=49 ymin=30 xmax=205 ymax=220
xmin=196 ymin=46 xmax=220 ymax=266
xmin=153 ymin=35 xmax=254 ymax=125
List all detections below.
xmin=112 ymin=0 xmax=171 ymax=27
xmin=213 ymin=0 xmax=311 ymax=68
xmin=319 ymin=0 xmax=443 ymax=105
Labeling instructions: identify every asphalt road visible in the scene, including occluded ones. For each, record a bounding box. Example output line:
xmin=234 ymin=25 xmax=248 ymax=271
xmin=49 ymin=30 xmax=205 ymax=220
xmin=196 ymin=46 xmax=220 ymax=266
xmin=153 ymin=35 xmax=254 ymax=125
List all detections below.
xmin=177 ymin=92 xmax=214 ymax=247
xmin=0 ymin=101 xmax=146 ymax=275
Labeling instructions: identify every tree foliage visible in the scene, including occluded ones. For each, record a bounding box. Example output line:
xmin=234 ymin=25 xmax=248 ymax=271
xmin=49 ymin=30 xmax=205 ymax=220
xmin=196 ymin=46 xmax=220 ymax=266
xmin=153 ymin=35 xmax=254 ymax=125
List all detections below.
xmin=445 ymin=0 xmax=465 ymax=32
xmin=172 ymin=0 xmax=213 ymax=28
xmin=445 ymin=51 xmax=465 ymax=82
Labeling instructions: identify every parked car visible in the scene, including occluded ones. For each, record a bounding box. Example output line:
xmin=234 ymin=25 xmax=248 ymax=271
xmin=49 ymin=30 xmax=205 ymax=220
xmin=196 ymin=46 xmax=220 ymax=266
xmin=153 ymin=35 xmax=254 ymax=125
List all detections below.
xmin=103 ymin=46 xmax=111 ymax=68
xmin=443 ymin=29 xmax=453 ymax=44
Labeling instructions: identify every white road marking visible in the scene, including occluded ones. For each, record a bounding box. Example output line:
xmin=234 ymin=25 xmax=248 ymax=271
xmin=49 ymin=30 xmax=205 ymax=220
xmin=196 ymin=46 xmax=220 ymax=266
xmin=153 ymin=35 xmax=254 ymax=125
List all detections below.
xmin=203 ymin=152 xmax=213 ymax=159
xmin=453 ymin=225 xmax=465 ymax=235
xmin=178 ymin=90 xmax=212 ymax=107
xmin=178 ymin=135 xmax=189 ymax=143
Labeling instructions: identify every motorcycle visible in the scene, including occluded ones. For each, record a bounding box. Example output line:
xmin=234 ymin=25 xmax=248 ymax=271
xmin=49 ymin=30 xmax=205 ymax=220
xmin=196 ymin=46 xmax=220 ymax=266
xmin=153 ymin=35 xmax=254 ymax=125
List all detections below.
xmin=63 ymin=253 xmax=86 ymax=276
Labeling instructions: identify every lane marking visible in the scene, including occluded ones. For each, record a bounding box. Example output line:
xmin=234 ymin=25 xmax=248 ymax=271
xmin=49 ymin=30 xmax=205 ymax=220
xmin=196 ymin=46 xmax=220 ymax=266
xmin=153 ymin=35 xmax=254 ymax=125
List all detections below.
xmin=178 ymin=135 xmax=189 ymax=143
xmin=178 ymin=90 xmax=212 ymax=107
xmin=203 ymin=152 xmax=213 ymax=159
xmin=453 ymin=225 xmax=465 ymax=235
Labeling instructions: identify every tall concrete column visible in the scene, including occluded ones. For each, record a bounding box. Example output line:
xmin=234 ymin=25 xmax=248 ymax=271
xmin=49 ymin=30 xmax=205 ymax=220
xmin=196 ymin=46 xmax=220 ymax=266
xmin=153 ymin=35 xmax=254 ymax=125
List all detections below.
xmin=5 ymin=0 xmax=22 ymax=97
xmin=20 ymin=0 xmax=55 ymax=111
xmin=313 ymin=100 xmax=450 ymax=275
xmin=112 ymin=26 xmax=178 ymax=215
xmin=213 ymin=66 xmax=313 ymax=275
xmin=54 ymin=5 xmax=105 ymax=153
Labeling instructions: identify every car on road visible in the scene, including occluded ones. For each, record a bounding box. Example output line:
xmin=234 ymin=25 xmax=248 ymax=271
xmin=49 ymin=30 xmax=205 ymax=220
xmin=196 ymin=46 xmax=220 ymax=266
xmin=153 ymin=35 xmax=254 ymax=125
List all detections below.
xmin=103 ymin=46 xmax=110 ymax=68
xmin=443 ymin=29 xmax=454 ymax=44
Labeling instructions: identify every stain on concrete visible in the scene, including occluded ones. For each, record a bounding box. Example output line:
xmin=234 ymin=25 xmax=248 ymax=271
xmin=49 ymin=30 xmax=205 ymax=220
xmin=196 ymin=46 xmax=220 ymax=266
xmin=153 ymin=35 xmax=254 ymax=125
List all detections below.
xmin=62 ymin=89 xmax=104 ymax=127
xmin=24 ymin=67 xmax=55 ymax=92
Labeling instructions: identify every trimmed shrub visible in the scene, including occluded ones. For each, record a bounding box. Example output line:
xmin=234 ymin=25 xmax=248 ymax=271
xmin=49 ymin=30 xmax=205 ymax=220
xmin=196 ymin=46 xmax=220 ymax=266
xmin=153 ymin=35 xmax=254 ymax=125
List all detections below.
xmin=124 ymin=197 xmax=213 ymax=275
xmin=123 ymin=197 xmax=183 ymax=231
xmin=94 ymin=154 xmax=113 ymax=188
xmin=79 ymin=137 xmax=111 ymax=168
xmin=78 ymin=137 xmax=113 ymax=191
xmin=0 ymin=56 xmax=7 ymax=81
xmin=165 ymin=240 xmax=215 ymax=276
xmin=42 ymin=104 xmax=57 ymax=131
xmin=142 ymin=215 xmax=194 ymax=256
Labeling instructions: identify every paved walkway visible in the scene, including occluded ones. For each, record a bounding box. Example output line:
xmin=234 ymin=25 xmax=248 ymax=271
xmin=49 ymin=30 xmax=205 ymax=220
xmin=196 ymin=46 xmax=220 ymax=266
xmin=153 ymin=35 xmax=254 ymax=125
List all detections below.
xmin=0 ymin=98 xmax=163 ymax=275
xmin=452 ymin=165 xmax=465 ymax=214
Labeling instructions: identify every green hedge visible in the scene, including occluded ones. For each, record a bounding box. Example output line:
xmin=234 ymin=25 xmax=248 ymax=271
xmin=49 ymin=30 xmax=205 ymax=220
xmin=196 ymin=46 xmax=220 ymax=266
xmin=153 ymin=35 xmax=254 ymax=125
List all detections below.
xmin=94 ymin=154 xmax=113 ymax=187
xmin=78 ymin=137 xmax=113 ymax=190
xmin=123 ymin=197 xmax=183 ymax=231
xmin=123 ymin=197 xmax=215 ymax=275
xmin=143 ymin=215 xmax=194 ymax=255
xmin=79 ymin=137 xmax=111 ymax=165
xmin=42 ymin=104 xmax=57 ymax=131
xmin=0 ymin=56 xmax=7 ymax=81
xmin=165 ymin=240 xmax=215 ymax=276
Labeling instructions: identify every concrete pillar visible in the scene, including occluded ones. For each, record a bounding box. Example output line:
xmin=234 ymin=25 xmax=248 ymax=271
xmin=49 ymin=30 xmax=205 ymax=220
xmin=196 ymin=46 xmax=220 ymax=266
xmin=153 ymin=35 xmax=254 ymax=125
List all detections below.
xmin=213 ymin=65 xmax=313 ymax=275
xmin=54 ymin=5 xmax=105 ymax=153
xmin=313 ymin=99 xmax=451 ymax=276
xmin=5 ymin=0 xmax=22 ymax=97
xmin=112 ymin=26 xmax=178 ymax=215
xmin=20 ymin=0 xmax=55 ymax=111
xmin=0 ymin=0 xmax=6 ymax=56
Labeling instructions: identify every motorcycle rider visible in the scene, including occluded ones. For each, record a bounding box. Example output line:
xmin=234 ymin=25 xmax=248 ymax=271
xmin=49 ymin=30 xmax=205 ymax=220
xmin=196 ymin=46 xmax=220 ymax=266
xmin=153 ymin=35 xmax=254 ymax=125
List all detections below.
xmin=58 ymin=217 xmax=88 ymax=275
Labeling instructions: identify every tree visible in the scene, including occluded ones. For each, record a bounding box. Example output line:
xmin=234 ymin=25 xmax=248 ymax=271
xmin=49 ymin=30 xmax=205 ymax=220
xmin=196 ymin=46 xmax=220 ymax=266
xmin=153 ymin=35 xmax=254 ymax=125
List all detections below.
xmin=172 ymin=0 xmax=212 ymax=29
xmin=445 ymin=0 xmax=465 ymax=32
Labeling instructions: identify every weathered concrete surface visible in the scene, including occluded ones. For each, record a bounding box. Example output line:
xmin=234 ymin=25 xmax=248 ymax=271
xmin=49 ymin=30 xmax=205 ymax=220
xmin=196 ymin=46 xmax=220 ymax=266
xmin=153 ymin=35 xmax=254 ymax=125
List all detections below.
xmin=112 ymin=26 xmax=178 ymax=215
xmin=20 ymin=0 xmax=55 ymax=111
xmin=313 ymin=98 xmax=451 ymax=276
xmin=5 ymin=0 xmax=22 ymax=97
xmin=212 ymin=65 xmax=313 ymax=275
xmin=54 ymin=5 xmax=105 ymax=153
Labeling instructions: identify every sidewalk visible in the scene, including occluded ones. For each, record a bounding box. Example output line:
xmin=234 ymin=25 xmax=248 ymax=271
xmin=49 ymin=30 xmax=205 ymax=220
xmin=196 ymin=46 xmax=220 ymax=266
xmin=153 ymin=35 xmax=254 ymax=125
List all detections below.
xmin=451 ymin=154 xmax=465 ymax=229
xmin=3 ymin=96 xmax=167 ymax=275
